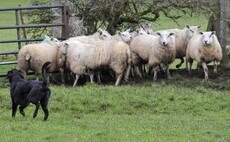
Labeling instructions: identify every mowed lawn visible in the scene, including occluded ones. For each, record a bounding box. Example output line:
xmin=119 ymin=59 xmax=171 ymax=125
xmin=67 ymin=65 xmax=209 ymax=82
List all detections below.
xmin=0 ymin=1 xmax=230 ymax=142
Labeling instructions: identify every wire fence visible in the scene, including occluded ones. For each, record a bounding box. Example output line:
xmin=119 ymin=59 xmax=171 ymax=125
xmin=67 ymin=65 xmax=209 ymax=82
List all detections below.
xmin=0 ymin=5 xmax=69 ymax=77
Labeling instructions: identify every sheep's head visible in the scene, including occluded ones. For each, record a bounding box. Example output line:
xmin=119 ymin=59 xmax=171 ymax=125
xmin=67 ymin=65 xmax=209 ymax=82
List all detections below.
xmin=138 ymin=27 xmax=148 ymax=35
xmin=51 ymin=37 xmax=62 ymax=47
xmin=200 ymin=31 xmax=215 ymax=46
xmin=118 ymin=29 xmax=132 ymax=43
xmin=98 ymin=29 xmax=112 ymax=40
xmin=186 ymin=25 xmax=201 ymax=38
xmin=141 ymin=23 xmax=154 ymax=34
xmin=156 ymin=31 xmax=174 ymax=46
xmin=57 ymin=42 xmax=68 ymax=68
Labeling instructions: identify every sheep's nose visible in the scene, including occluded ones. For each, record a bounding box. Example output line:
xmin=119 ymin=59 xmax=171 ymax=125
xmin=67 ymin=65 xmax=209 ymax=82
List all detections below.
xmin=204 ymin=41 xmax=208 ymax=44
xmin=163 ymin=42 xmax=167 ymax=46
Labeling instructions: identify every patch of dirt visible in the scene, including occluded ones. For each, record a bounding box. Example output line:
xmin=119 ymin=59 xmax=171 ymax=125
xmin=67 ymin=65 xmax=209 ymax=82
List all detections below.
xmin=1 ymin=66 xmax=229 ymax=91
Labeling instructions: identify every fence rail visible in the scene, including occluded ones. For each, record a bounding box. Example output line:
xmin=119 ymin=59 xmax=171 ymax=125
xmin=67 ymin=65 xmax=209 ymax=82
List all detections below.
xmin=0 ymin=5 xmax=69 ymax=77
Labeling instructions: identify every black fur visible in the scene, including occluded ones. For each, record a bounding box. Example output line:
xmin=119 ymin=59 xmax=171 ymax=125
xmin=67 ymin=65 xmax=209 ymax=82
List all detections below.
xmin=7 ymin=62 xmax=51 ymax=121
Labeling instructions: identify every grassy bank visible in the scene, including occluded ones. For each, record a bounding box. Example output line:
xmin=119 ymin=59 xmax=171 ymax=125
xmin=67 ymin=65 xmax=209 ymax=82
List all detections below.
xmin=1 ymin=80 xmax=229 ymax=141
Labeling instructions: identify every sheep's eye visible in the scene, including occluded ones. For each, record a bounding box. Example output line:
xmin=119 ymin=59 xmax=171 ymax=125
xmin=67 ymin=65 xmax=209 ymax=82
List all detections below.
xmin=190 ymin=30 xmax=194 ymax=33
xmin=103 ymin=35 xmax=107 ymax=37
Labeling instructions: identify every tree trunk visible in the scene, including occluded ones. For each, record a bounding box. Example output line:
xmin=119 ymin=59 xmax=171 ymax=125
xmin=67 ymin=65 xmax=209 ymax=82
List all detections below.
xmin=50 ymin=0 xmax=87 ymax=38
xmin=207 ymin=0 xmax=230 ymax=68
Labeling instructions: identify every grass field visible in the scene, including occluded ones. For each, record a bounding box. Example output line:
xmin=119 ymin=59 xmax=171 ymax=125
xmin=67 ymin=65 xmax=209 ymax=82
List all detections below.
xmin=1 ymin=1 xmax=230 ymax=142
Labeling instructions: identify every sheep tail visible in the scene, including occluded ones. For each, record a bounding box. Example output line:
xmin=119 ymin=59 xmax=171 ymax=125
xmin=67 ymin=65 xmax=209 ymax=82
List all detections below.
xmin=25 ymin=53 xmax=31 ymax=61
xmin=42 ymin=61 xmax=51 ymax=87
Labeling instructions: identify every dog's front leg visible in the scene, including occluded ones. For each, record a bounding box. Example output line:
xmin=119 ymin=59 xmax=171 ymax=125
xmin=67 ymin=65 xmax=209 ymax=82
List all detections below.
xmin=33 ymin=104 xmax=40 ymax=118
xmin=12 ymin=103 xmax=18 ymax=118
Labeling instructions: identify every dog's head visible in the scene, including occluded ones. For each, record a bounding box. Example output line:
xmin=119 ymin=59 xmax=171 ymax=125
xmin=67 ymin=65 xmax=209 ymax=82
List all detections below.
xmin=7 ymin=69 xmax=25 ymax=83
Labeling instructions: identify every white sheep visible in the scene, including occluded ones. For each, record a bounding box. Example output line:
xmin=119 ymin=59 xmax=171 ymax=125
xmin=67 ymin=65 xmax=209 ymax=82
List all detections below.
xmin=59 ymin=39 xmax=130 ymax=87
xmin=186 ymin=31 xmax=223 ymax=79
xmin=17 ymin=36 xmax=62 ymax=81
xmin=65 ymin=31 xmax=102 ymax=44
xmin=130 ymin=30 xmax=176 ymax=81
xmin=98 ymin=29 xmax=132 ymax=44
xmin=164 ymin=25 xmax=201 ymax=68
xmin=140 ymin=23 xmax=154 ymax=35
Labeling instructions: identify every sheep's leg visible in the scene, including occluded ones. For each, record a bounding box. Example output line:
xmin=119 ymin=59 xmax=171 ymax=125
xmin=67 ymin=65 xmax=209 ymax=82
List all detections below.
xmin=35 ymin=74 xmax=39 ymax=81
xmin=115 ymin=74 xmax=123 ymax=86
xmin=187 ymin=59 xmax=193 ymax=75
xmin=142 ymin=65 xmax=147 ymax=77
xmin=201 ymin=62 xmax=209 ymax=80
xmin=124 ymin=65 xmax=131 ymax=81
xmin=60 ymin=68 xmax=65 ymax=84
xmin=96 ymin=71 xmax=101 ymax=83
xmin=153 ymin=68 xmax=158 ymax=81
xmin=166 ymin=65 xmax=171 ymax=80
xmin=176 ymin=57 xmax=184 ymax=68
xmin=89 ymin=73 xmax=95 ymax=83
xmin=73 ymin=75 xmax=80 ymax=87
xmin=150 ymin=65 xmax=158 ymax=81
xmin=213 ymin=61 xmax=218 ymax=74
xmin=135 ymin=65 xmax=143 ymax=78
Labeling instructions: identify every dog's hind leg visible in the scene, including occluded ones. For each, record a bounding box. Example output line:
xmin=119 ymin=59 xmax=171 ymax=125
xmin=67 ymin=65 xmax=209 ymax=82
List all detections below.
xmin=19 ymin=105 xmax=27 ymax=116
xmin=12 ymin=103 xmax=18 ymax=118
xmin=33 ymin=104 xmax=40 ymax=118
xmin=40 ymin=91 xmax=50 ymax=121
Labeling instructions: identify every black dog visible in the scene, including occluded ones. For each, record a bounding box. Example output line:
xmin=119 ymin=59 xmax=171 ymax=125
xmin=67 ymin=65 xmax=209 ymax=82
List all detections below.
xmin=7 ymin=62 xmax=51 ymax=121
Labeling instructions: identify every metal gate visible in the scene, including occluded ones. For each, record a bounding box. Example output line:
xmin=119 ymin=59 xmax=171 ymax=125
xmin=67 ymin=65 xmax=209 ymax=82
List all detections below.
xmin=0 ymin=5 xmax=69 ymax=77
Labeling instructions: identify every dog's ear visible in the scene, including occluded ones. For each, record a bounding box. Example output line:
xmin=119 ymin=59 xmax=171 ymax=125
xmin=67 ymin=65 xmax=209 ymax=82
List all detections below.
xmin=7 ymin=70 xmax=13 ymax=78
xmin=18 ymin=70 xmax=25 ymax=79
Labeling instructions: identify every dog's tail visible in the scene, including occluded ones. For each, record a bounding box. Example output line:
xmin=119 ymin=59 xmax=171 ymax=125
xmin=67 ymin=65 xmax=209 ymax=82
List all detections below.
xmin=42 ymin=62 xmax=51 ymax=86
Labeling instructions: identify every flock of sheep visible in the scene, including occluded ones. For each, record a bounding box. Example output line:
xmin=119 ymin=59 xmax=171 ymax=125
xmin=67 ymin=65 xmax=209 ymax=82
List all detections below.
xmin=17 ymin=24 xmax=223 ymax=87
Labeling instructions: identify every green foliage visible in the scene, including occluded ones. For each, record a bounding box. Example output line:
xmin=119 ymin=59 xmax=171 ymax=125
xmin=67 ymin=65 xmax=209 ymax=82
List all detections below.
xmin=70 ymin=0 xmax=216 ymax=34
xmin=21 ymin=0 xmax=52 ymax=38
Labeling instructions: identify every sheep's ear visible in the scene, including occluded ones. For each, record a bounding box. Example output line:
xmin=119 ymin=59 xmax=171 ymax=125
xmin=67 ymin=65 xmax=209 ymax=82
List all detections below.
xmin=197 ymin=25 xmax=201 ymax=28
xmin=156 ymin=32 xmax=161 ymax=36
xmin=97 ymin=28 xmax=102 ymax=32
xmin=186 ymin=25 xmax=190 ymax=29
xmin=211 ymin=31 xmax=216 ymax=35
xmin=45 ymin=35 xmax=50 ymax=40
xmin=139 ymin=24 xmax=145 ymax=29
xmin=199 ymin=32 xmax=203 ymax=35
xmin=64 ymin=43 xmax=69 ymax=47
xmin=97 ymin=28 xmax=103 ymax=34
xmin=126 ymin=28 xmax=131 ymax=32
xmin=117 ymin=31 xmax=121 ymax=35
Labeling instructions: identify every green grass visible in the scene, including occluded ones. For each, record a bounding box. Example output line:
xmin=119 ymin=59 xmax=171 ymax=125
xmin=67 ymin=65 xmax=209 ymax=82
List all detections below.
xmin=1 ymin=81 xmax=229 ymax=141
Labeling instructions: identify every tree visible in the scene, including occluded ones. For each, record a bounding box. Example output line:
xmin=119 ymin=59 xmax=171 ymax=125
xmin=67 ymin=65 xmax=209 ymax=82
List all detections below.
xmin=207 ymin=0 xmax=230 ymax=68
xmin=70 ymin=0 xmax=217 ymax=34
